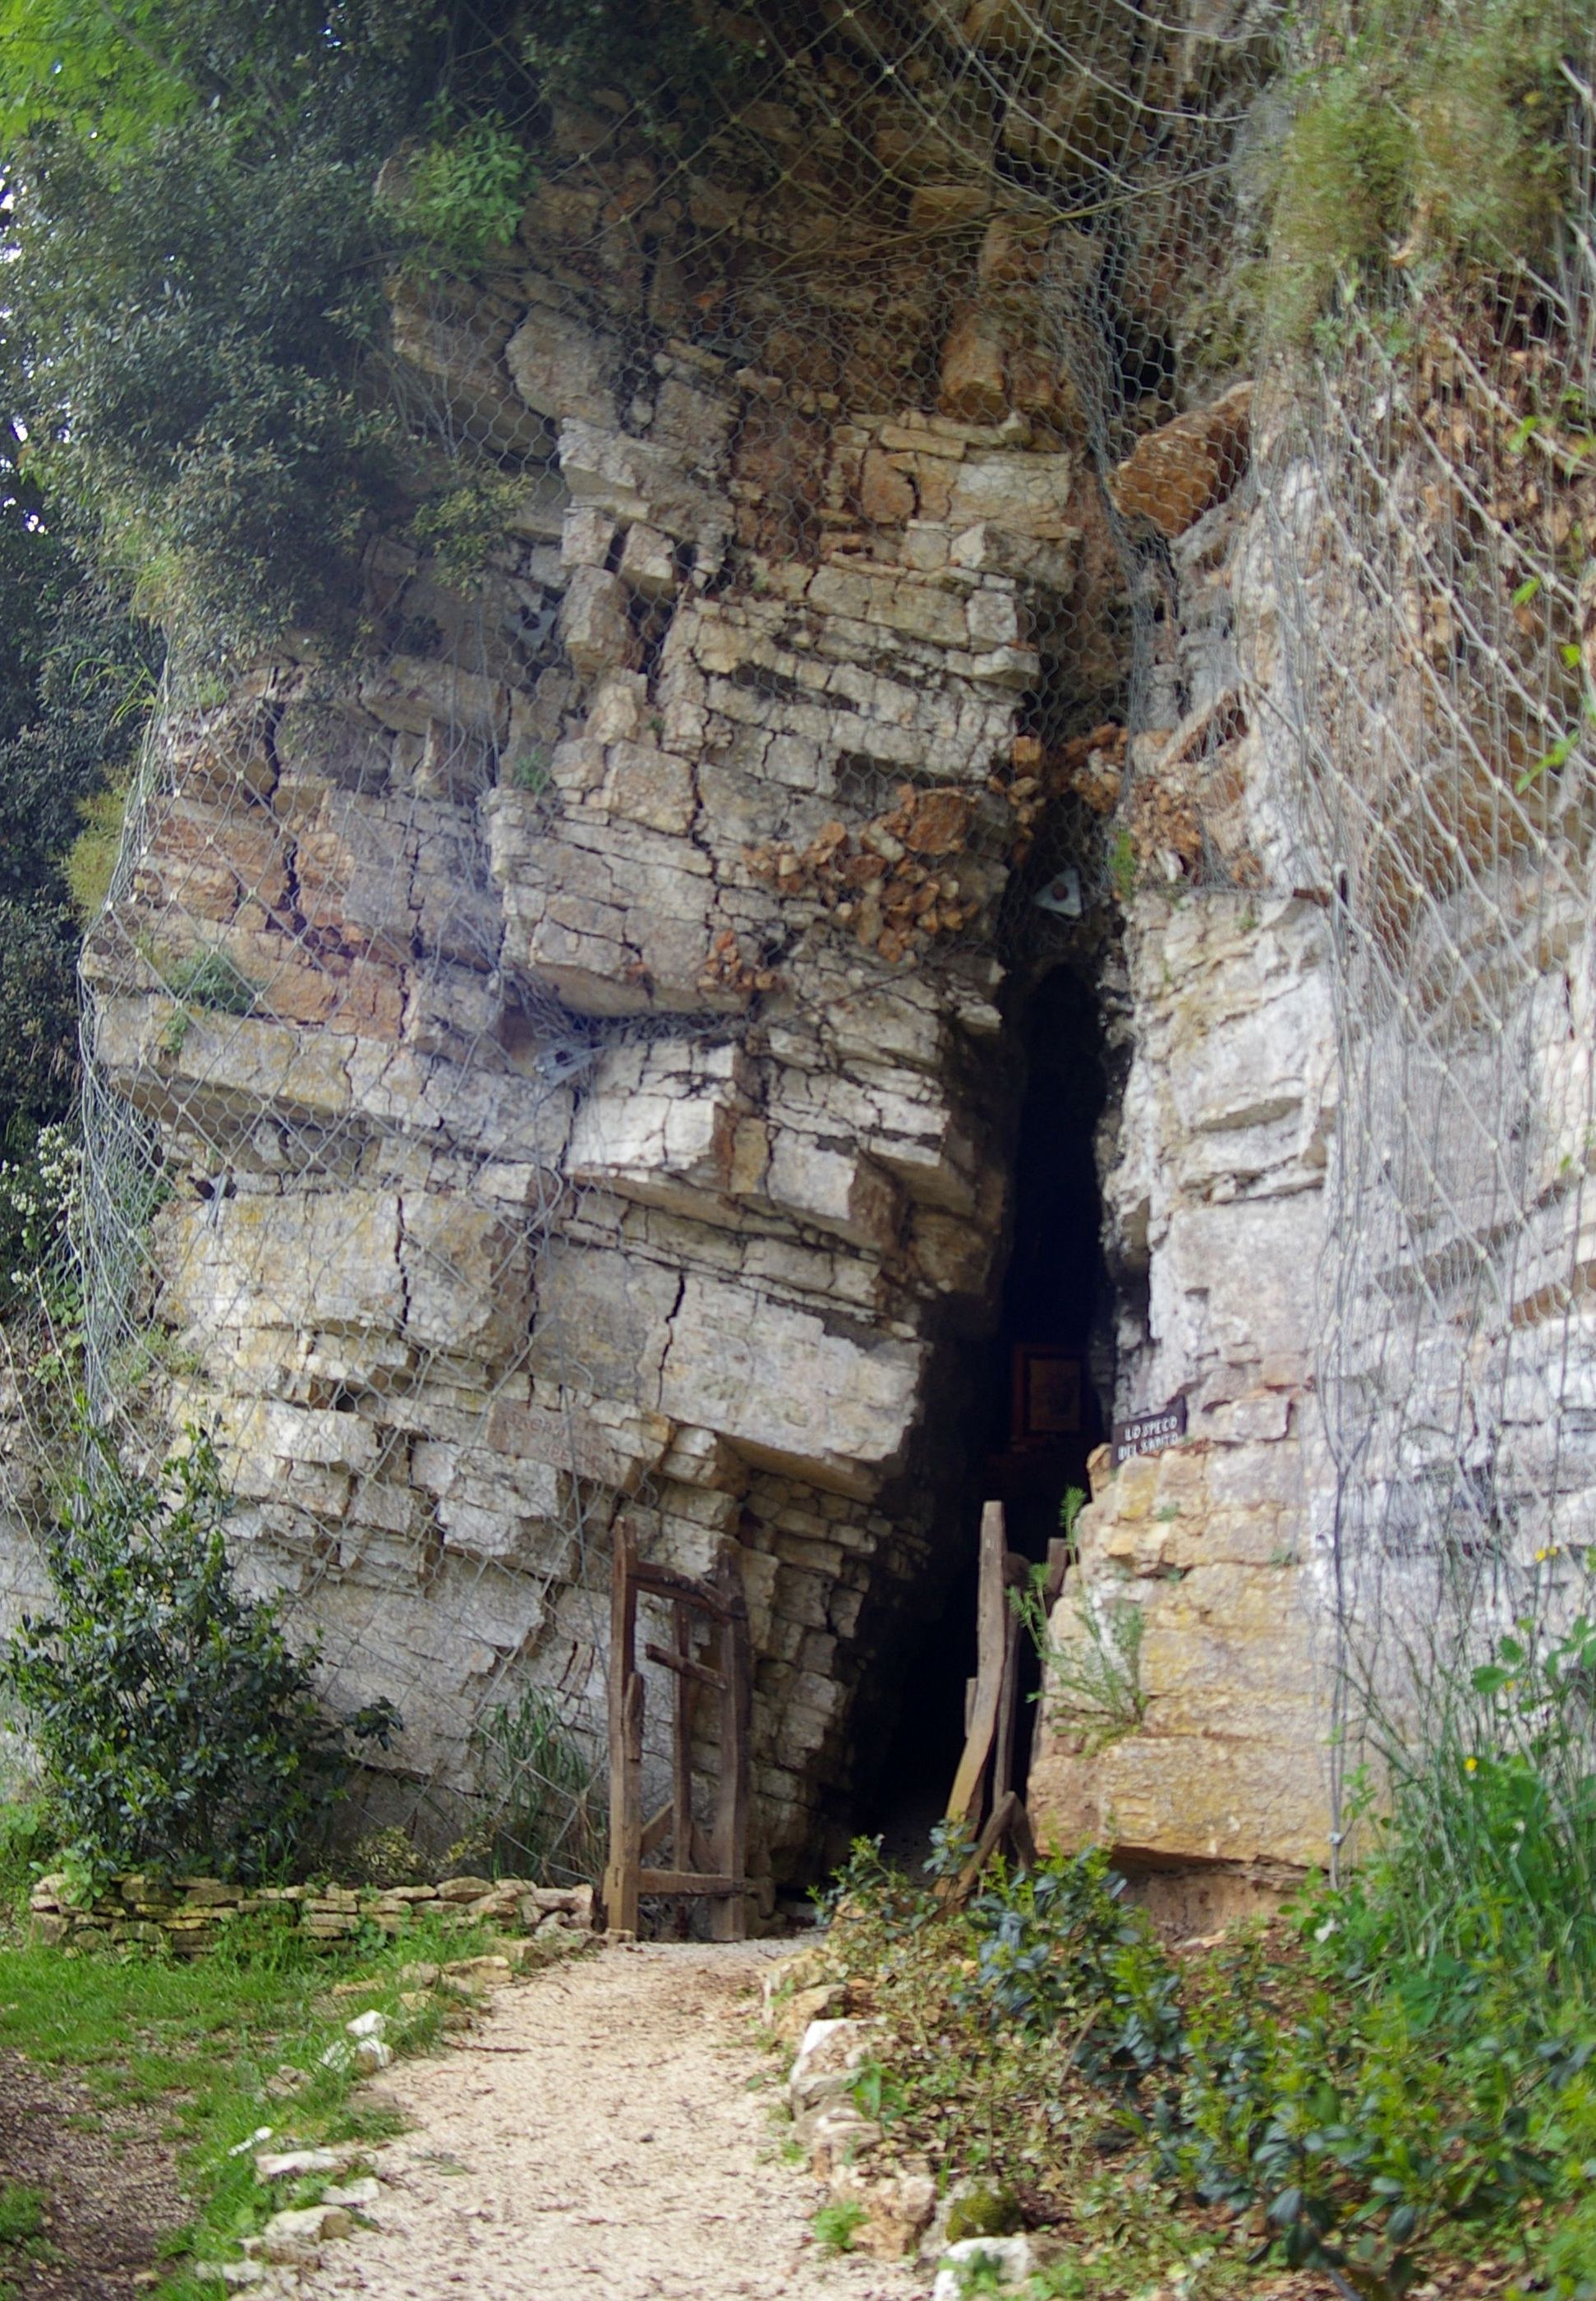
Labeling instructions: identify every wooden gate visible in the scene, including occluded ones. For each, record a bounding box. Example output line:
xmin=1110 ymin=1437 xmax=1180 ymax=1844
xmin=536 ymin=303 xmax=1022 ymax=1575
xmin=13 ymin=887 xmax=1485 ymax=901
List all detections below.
xmin=602 ymin=1528 xmax=752 ymax=1939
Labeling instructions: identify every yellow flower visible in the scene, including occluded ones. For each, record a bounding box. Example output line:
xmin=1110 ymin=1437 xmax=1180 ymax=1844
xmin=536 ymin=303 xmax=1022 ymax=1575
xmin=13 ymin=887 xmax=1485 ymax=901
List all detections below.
xmin=1464 ymin=1756 xmax=1479 ymax=1773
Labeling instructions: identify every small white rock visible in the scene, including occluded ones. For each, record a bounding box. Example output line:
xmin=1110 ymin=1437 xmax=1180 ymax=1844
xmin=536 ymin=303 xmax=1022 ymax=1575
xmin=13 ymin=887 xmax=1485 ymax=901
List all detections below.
xmin=345 ymin=2009 xmax=388 ymax=2040
xmin=259 ymin=2204 xmax=354 ymax=2264
xmin=930 ymin=2234 xmax=1034 ymax=2301
xmin=321 ymin=2177 xmax=381 ymax=2209
xmin=255 ymin=2148 xmax=345 ymax=2183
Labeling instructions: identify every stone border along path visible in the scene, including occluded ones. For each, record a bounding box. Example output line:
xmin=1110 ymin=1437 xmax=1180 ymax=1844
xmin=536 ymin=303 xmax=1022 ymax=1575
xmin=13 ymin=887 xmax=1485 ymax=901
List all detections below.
xmin=278 ymin=1941 xmax=922 ymax=2300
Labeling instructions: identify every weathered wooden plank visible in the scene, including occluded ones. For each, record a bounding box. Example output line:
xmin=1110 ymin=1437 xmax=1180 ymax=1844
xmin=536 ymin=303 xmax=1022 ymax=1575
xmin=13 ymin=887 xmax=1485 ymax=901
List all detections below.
xmin=630 ymin=1560 xmax=736 ymax=1618
xmin=638 ymin=1870 xmax=738 ymax=1897
xmin=946 ymin=1500 xmax=1008 ymax=1829
xmin=992 ymin=1604 xmax=1023 ymax=1805
xmin=945 ymin=1788 xmax=1019 ymax=1906
xmin=642 ymin=1641 xmax=728 ymax=1692
xmin=710 ymin=1548 xmax=752 ymax=1943
xmin=671 ymin=1599 xmax=694 ymax=1877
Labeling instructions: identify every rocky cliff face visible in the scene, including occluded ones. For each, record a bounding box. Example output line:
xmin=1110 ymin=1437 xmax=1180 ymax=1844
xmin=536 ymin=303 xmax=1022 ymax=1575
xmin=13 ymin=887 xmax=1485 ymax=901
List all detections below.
xmin=71 ymin=243 xmax=1123 ymax=1882
xmin=1027 ymin=448 xmax=1341 ymax=1888
xmin=51 ymin=81 xmax=1355 ymax=1894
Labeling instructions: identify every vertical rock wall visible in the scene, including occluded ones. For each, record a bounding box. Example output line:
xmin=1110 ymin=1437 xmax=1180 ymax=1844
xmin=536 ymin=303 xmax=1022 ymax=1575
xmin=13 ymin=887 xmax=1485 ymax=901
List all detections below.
xmin=75 ymin=214 xmax=1127 ymax=1882
xmin=1028 ymin=457 xmax=1341 ymax=1886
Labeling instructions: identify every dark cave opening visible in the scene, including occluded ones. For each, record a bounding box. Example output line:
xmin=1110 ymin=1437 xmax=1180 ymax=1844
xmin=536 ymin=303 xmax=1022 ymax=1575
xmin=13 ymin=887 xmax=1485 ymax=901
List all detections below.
xmin=854 ymin=964 xmax=1113 ymax=1875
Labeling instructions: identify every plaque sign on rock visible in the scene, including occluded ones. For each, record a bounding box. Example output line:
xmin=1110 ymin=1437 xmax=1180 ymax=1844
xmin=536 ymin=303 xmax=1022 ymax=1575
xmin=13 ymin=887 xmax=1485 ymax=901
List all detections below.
xmin=1111 ymin=1398 xmax=1188 ymax=1467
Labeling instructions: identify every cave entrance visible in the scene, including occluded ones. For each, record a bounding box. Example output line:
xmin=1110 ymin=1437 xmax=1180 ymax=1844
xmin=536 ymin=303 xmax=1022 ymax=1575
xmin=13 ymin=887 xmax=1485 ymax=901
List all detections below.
xmin=860 ymin=965 xmax=1111 ymax=1872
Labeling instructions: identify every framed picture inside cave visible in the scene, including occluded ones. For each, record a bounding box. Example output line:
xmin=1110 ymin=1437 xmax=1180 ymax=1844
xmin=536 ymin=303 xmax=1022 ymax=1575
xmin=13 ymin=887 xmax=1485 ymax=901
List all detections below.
xmin=1012 ymin=1346 xmax=1084 ymax=1446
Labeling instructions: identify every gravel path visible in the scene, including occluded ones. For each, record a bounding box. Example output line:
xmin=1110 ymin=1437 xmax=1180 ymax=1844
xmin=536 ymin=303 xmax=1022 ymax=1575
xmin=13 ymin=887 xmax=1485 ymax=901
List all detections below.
xmin=300 ymin=1940 xmax=922 ymax=2301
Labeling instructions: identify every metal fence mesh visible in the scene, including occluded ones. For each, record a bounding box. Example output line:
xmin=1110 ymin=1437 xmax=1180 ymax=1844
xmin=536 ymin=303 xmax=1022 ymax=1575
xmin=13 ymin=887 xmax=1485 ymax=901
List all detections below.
xmin=1256 ymin=63 xmax=1596 ymax=1835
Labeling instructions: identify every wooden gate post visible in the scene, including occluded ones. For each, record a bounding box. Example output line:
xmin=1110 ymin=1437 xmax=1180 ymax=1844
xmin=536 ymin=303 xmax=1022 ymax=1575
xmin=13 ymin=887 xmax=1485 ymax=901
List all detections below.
xmin=942 ymin=1498 xmax=1041 ymax=1901
xmin=603 ymin=1522 xmax=643 ymax=1935
xmin=947 ymin=1500 xmax=1009 ymax=1827
xmin=708 ymin=1547 xmax=752 ymax=1943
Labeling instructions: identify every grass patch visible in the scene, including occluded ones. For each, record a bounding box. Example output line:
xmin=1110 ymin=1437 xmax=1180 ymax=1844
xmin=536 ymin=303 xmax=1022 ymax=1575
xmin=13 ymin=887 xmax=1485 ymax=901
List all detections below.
xmin=0 ymin=2182 xmax=45 ymax=2246
xmin=1263 ymin=0 xmax=1589 ymax=343
xmin=0 ymin=1887 xmax=505 ymax=2297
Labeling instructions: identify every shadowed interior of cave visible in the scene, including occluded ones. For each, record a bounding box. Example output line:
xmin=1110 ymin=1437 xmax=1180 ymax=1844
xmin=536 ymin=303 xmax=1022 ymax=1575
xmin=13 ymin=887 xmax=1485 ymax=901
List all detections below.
xmin=854 ymin=964 xmax=1111 ymax=1876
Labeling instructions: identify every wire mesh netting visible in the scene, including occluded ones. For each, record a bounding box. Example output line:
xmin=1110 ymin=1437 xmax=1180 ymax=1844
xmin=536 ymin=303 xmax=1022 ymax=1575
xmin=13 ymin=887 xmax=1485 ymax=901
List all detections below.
xmin=0 ymin=0 xmax=1590 ymax=1894
xmin=1256 ymin=66 xmax=1596 ymax=1843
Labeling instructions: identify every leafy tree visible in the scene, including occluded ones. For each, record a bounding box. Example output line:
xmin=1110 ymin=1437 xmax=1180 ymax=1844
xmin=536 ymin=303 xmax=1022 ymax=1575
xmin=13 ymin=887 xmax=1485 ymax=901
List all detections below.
xmin=0 ymin=4 xmax=462 ymax=1145
xmin=0 ymin=0 xmax=714 ymax=1149
xmin=0 ymin=3 xmax=557 ymax=666
xmin=1 ymin=1429 xmax=401 ymax=1881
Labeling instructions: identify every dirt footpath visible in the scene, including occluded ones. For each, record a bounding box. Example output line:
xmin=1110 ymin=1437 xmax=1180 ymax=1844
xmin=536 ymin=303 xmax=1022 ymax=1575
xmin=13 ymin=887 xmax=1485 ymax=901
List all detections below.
xmin=0 ymin=2049 xmax=185 ymax=2299
xmin=301 ymin=1940 xmax=922 ymax=2301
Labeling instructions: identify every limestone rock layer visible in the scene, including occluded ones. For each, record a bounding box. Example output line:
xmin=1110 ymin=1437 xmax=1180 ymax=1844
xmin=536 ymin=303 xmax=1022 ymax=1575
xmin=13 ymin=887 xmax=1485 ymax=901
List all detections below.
xmin=76 ymin=256 xmax=1117 ymax=1880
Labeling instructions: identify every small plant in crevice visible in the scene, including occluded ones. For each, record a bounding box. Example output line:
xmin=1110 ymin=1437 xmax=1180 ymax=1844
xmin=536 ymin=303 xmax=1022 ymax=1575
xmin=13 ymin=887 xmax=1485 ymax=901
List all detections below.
xmin=160 ymin=948 xmax=260 ymax=1018
xmin=0 ymin=1428 xmax=402 ymax=1886
xmin=1108 ymin=825 xmax=1138 ymax=904
xmin=409 ymin=472 xmax=527 ymax=592
xmin=811 ymin=2197 xmax=867 ymax=2254
xmin=508 ymin=747 xmax=553 ymax=796
xmin=154 ymin=947 xmax=260 ymax=1059
xmin=344 ymin=1825 xmax=429 ymax=1889
xmin=1013 ymin=1567 xmax=1147 ymax=1754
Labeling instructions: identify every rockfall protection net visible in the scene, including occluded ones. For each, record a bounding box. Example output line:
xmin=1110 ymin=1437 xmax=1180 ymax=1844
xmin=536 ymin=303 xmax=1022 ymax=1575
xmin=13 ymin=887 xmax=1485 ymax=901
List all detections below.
xmin=0 ymin=0 xmax=1589 ymax=1885
xmin=1258 ymin=66 xmax=1596 ymax=1846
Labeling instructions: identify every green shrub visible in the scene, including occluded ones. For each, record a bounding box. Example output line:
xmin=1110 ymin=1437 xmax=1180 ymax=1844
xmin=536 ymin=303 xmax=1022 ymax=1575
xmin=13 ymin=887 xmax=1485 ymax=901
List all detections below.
xmin=0 ymin=1801 xmax=54 ymax=1910
xmin=1350 ymin=1550 xmax=1596 ymax=2002
xmin=811 ymin=2197 xmax=867 ymax=2253
xmin=0 ymin=1429 xmax=401 ymax=1884
xmin=389 ymin=115 xmax=537 ymax=272
xmin=1265 ymin=0 xmax=1589 ymax=342
xmin=821 ymin=1797 xmax=1596 ymax=2294
xmin=0 ymin=1118 xmax=80 ymax=1323
xmin=0 ymin=575 xmax=158 ymax=1139
xmin=410 ymin=473 xmax=527 ymax=591
xmin=1013 ymin=1567 xmax=1147 ymax=1753
xmin=0 ymin=901 xmax=78 ymax=1134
